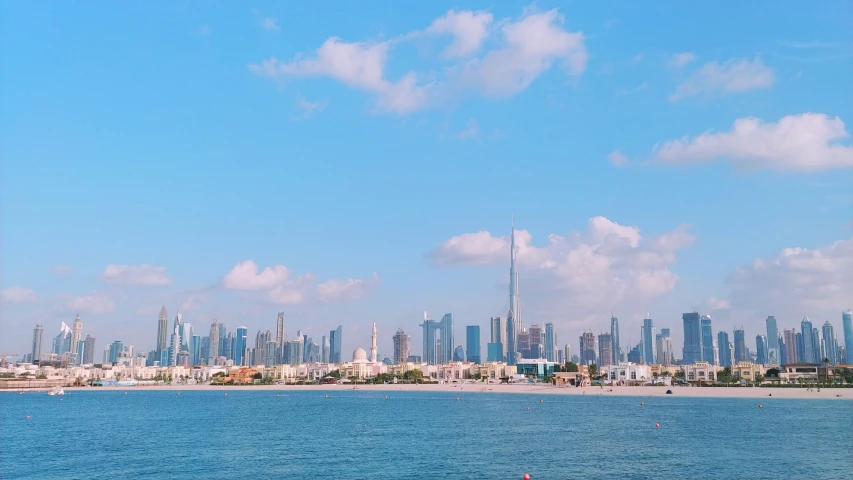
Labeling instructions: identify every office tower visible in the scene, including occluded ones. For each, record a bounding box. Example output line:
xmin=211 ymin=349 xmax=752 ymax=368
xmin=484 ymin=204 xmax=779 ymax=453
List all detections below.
xmin=779 ymin=333 xmax=788 ymax=365
xmin=329 ymin=325 xmax=342 ymax=363
xmin=717 ymin=332 xmax=731 ymax=367
xmin=254 ymin=330 xmax=266 ymax=365
xmin=507 ymin=309 xmax=517 ymax=366
xmin=822 ymin=321 xmax=837 ymax=365
xmin=733 ymin=328 xmax=747 ymax=362
xmin=528 ymin=324 xmax=543 ymax=359
xmin=453 ymin=346 xmax=465 ymax=362
xmin=208 ymin=322 xmax=220 ymax=360
xmin=276 ymin=312 xmax=285 ymax=347
xmin=83 ymin=335 xmax=95 ymax=364
xmin=641 ymin=316 xmax=656 ymax=364
xmin=264 ymin=341 xmax=276 ymax=367
xmin=74 ymin=340 xmax=85 ymax=365
xmin=627 ymin=343 xmax=642 ymax=363
xmin=517 ymin=328 xmax=531 ymax=359
xmin=813 ymin=327 xmax=822 ymax=364
xmin=156 ymin=306 xmax=168 ymax=357
xmin=321 ymin=335 xmax=329 ymax=363
xmin=286 ymin=339 xmax=303 ymax=365
xmin=682 ymin=312 xmax=702 ymax=364
xmin=235 ymin=326 xmax=248 ymax=366
xmin=712 ymin=338 xmax=719 ymax=365
xmin=70 ymin=315 xmax=83 ymax=362
xmin=53 ymin=321 xmax=72 ymax=355
xmin=466 ymin=326 xmax=481 ymax=364
xmin=544 ymin=323 xmax=555 ymax=362
xmin=843 ymin=311 xmax=853 ymax=364
xmin=765 ymin=316 xmax=780 ymax=365
xmin=610 ymin=316 xmax=621 ymax=364
xmin=109 ymin=341 xmax=123 ymax=364
xmin=168 ymin=315 xmax=180 ymax=366
xmin=439 ymin=314 xmax=454 ymax=364
xmin=420 ymin=313 xmax=439 ymax=364
xmin=655 ymin=332 xmax=673 ymax=367
xmin=580 ymin=332 xmax=596 ymax=365
xmin=598 ymin=334 xmax=613 ymax=367
xmin=490 ymin=316 xmax=507 ymax=361
xmin=393 ymin=328 xmax=411 ymax=364
xmin=800 ymin=317 xmax=816 ymax=364
xmin=700 ymin=315 xmax=714 ymax=364
xmin=564 ymin=344 xmax=572 ymax=364
xmin=783 ymin=329 xmax=798 ymax=363
xmin=181 ymin=322 xmax=192 ymax=353
xmin=756 ymin=335 xmax=767 ymax=364
xmin=31 ymin=323 xmax=43 ymax=363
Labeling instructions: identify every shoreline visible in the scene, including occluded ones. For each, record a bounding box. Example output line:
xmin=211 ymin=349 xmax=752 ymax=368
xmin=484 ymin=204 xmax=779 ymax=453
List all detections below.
xmin=8 ymin=383 xmax=852 ymax=400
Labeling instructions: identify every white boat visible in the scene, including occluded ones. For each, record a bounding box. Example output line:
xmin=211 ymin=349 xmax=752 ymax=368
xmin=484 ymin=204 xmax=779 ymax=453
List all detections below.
xmin=47 ymin=387 xmax=65 ymax=396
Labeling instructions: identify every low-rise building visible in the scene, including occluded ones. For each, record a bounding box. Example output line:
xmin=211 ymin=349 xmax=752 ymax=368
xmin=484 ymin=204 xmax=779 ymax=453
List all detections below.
xmin=602 ymin=362 xmax=652 ymax=385
xmin=515 ymin=359 xmax=561 ymax=380
xmin=682 ymin=361 xmax=716 ymax=383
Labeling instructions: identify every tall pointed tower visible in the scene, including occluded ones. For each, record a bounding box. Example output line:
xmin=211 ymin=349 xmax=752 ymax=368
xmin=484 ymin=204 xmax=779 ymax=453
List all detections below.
xmin=370 ymin=322 xmax=378 ymax=362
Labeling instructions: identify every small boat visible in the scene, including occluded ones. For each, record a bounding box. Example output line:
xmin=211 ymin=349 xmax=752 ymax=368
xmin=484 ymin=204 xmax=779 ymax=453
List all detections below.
xmin=47 ymin=387 xmax=65 ymax=396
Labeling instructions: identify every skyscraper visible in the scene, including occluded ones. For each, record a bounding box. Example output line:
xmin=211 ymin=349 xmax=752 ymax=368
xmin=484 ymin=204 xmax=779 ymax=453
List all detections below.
xmin=700 ymin=315 xmax=714 ymax=365
xmin=682 ymin=312 xmax=702 ymax=365
xmin=506 ymin=309 xmax=517 ymax=366
xmin=466 ymin=325 xmax=481 ymax=364
xmin=31 ymin=323 xmax=43 ymax=364
xmin=420 ymin=313 xmax=439 ymax=364
xmin=801 ymin=317 xmax=816 ymax=364
xmin=507 ymin=217 xmax=520 ymax=365
xmin=53 ymin=321 xmax=72 ymax=356
xmin=70 ymin=315 xmax=83 ymax=363
xmin=490 ymin=316 xmax=507 ymax=361
xmin=321 ymin=335 xmax=329 ymax=363
xmin=822 ymin=321 xmax=838 ymax=365
xmin=330 ymin=325 xmax=342 ymax=363
xmin=169 ymin=317 xmax=180 ymax=366
xmin=235 ymin=326 xmax=248 ymax=366
xmin=276 ymin=311 xmax=285 ymax=347
xmin=843 ymin=310 xmax=853 ymax=364
xmin=439 ymin=313 xmax=454 ymax=364
xmin=610 ymin=316 xmax=621 ymax=364
xmin=717 ymin=331 xmax=731 ymax=367
xmin=393 ymin=328 xmax=411 ymax=364
xmin=580 ymin=332 xmax=595 ymax=365
xmin=756 ymin=335 xmax=767 ymax=364
xmin=156 ymin=306 xmax=168 ymax=357
xmin=733 ymin=328 xmax=747 ymax=362
xmin=598 ymin=334 xmax=613 ymax=367
xmin=544 ymin=323 xmax=555 ymax=362
xmin=209 ymin=321 xmax=220 ymax=360
xmin=83 ymin=335 xmax=95 ymax=364
xmin=641 ymin=316 xmax=656 ymax=365
xmin=370 ymin=322 xmax=378 ymax=362
xmin=528 ymin=324 xmax=543 ymax=359
xmin=765 ymin=316 xmax=780 ymax=365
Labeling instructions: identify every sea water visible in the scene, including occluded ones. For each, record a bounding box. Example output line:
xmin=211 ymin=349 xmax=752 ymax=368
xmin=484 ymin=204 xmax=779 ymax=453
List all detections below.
xmin=1 ymin=390 xmax=851 ymax=479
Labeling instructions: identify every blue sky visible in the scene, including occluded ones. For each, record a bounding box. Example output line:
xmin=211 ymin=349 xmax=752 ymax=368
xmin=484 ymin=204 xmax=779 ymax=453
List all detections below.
xmin=2 ymin=1 xmax=851 ymax=359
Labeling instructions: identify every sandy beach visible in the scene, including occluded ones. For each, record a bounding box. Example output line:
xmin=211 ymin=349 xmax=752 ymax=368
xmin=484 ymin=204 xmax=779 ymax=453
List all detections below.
xmin=31 ymin=383 xmax=851 ymax=400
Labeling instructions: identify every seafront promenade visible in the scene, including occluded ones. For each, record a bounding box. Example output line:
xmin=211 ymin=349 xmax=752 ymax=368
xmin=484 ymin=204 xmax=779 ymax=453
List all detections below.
xmin=27 ymin=383 xmax=852 ymax=400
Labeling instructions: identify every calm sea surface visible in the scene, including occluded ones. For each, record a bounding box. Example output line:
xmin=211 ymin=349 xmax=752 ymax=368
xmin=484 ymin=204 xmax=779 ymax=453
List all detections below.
xmin=1 ymin=389 xmax=851 ymax=479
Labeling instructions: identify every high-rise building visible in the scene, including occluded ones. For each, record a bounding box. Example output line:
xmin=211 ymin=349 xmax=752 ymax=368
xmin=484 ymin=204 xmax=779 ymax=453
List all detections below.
xmin=655 ymin=333 xmax=673 ymax=367
xmin=420 ymin=313 xmax=440 ymax=365
xmin=641 ymin=316 xmax=656 ymax=365
xmin=682 ymin=312 xmax=702 ymax=364
xmin=717 ymin=332 xmax=731 ymax=367
xmin=466 ymin=326 xmax=481 ymax=364
xmin=439 ymin=314 xmax=454 ymax=364
xmin=370 ymin=322 xmax=378 ymax=362
xmin=490 ymin=316 xmax=507 ymax=361
xmin=52 ymin=321 xmax=72 ymax=356
xmin=453 ymin=346 xmax=465 ymax=362
xmin=156 ymin=306 xmax=168 ymax=357
xmin=564 ymin=344 xmax=572 ymax=365
xmin=109 ymin=341 xmax=123 ymax=364
xmin=610 ymin=316 xmax=621 ymax=364
xmin=700 ymin=315 xmax=714 ymax=365
xmin=765 ymin=316 xmax=780 ymax=365
xmin=321 ymin=335 xmax=329 ymax=363
xmin=517 ymin=328 xmax=530 ymax=359
xmin=235 ymin=326 xmax=248 ymax=366
xmin=83 ymin=335 xmax=95 ymax=364
xmin=801 ymin=317 xmax=816 ymax=364
xmin=209 ymin=322 xmax=220 ymax=360
xmin=544 ymin=323 xmax=555 ymax=362
xmin=795 ymin=331 xmax=805 ymax=363
xmin=276 ymin=312 xmax=285 ymax=348
xmin=821 ymin=321 xmax=837 ymax=365
xmin=528 ymin=324 xmax=543 ymax=359
xmin=330 ymin=325 xmax=342 ymax=363
xmin=843 ymin=310 xmax=853 ymax=364
xmin=506 ymin=217 xmax=521 ymax=365
xmin=756 ymin=335 xmax=767 ymax=364
xmin=507 ymin=309 xmax=517 ymax=366
xmin=70 ymin=315 xmax=83 ymax=363
xmin=580 ymin=332 xmax=596 ymax=365
xmin=169 ymin=316 xmax=180 ymax=366
xmin=31 ymin=323 xmax=43 ymax=364
xmin=733 ymin=328 xmax=747 ymax=362
xmin=393 ymin=328 xmax=411 ymax=364
xmin=598 ymin=334 xmax=613 ymax=367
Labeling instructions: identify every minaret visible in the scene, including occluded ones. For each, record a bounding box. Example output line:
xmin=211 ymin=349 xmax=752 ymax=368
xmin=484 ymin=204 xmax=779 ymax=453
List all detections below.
xmin=370 ymin=322 xmax=378 ymax=362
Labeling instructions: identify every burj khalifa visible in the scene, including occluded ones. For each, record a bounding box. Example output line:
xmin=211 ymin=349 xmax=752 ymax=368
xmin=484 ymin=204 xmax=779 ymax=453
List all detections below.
xmin=506 ymin=217 xmax=521 ymax=365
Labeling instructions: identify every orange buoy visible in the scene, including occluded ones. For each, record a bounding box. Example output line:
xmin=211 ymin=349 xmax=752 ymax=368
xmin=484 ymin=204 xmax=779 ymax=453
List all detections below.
xmin=25 ymin=415 xmax=30 ymax=420
xmin=655 ymin=423 xmax=660 ymax=428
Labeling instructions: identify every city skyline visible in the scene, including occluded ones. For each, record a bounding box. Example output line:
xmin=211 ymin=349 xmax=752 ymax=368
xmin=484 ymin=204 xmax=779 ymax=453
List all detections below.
xmin=2 ymin=2 xmax=852 ymax=356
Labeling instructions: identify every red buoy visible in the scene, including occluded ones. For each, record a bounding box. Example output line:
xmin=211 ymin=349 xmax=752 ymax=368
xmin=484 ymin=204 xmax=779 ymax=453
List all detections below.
xmin=655 ymin=423 xmax=660 ymax=428
xmin=523 ymin=474 xmax=530 ymax=480
xmin=25 ymin=415 xmax=30 ymax=420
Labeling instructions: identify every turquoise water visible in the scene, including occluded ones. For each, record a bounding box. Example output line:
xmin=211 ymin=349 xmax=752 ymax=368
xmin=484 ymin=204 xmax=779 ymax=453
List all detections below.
xmin=1 ymin=390 xmax=851 ymax=479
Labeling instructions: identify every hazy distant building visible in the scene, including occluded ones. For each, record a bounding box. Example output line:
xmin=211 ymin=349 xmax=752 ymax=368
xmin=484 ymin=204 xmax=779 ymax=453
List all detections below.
xmin=682 ymin=312 xmax=702 ymax=365
xmin=656 ymin=333 xmax=673 ymax=367
xmin=580 ymin=332 xmax=596 ymax=365
xmin=641 ymin=316 xmax=655 ymax=365
xmin=83 ymin=335 xmax=95 ymax=364
xmin=156 ymin=306 xmax=168 ymax=357
xmin=756 ymin=335 xmax=767 ymax=365
xmin=734 ymin=328 xmax=747 ymax=362
xmin=235 ymin=326 xmax=248 ymax=366
xmin=800 ymin=317 xmax=817 ymax=364
xmin=610 ymin=316 xmax=621 ymax=364
xmin=843 ymin=310 xmax=853 ymax=364
xmin=330 ymin=325 xmax=342 ymax=364
xmin=466 ymin=326 xmax=481 ymax=364
xmin=765 ymin=316 xmax=780 ymax=365
xmin=31 ymin=323 xmax=43 ymax=363
xmin=209 ymin=322 xmax=220 ymax=361
xmin=598 ymin=334 xmax=613 ymax=367
xmin=528 ymin=324 xmax=543 ymax=359
xmin=717 ymin=332 xmax=731 ymax=367
xmin=453 ymin=345 xmax=465 ymax=362
xmin=490 ymin=316 xmax=507 ymax=361
xmin=544 ymin=323 xmax=556 ymax=362
xmin=700 ymin=315 xmax=714 ymax=365
xmin=420 ymin=314 xmax=440 ymax=365
xmin=393 ymin=328 xmax=411 ymax=364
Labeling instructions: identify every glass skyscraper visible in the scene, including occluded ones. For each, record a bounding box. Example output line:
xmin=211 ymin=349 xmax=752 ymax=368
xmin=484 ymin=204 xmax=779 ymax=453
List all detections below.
xmin=641 ymin=316 xmax=655 ymax=365
xmin=31 ymin=323 xmax=43 ymax=363
xmin=843 ymin=310 xmax=853 ymax=364
xmin=733 ymin=328 xmax=747 ymax=362
xmin=801 ymin=317 xmax=816 ymax=364
xmin=717 ymin=331 xmax=731 ymax=367
xmin=330 ymin=325 xmax=342 ymax=364
xmin=610 ymin=316 xmax=620 ymax=364
xmin=235 ymin=326 xmax=248 ymax=366
xmin=821 ymin=321 xmax=838 ymax=365
xmin=682 ymin=312 xmax=702 ymax=364
xmin=700 ymin=315 xmax=714 ymax=365
xmin=544 ymin=323 xmax=555 ymax=362
xmin=466 ymin=325 xmax=481 ymax=364
xmin=765 ymin=316 xmax=780 ymax=365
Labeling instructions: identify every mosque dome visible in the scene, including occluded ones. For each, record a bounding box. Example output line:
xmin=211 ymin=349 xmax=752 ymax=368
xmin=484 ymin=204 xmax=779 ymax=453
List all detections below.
xmin=353 ymin=347 xmax=367 ymax=362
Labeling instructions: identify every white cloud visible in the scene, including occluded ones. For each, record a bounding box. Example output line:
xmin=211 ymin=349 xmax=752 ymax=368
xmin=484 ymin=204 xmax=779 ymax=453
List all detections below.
xmin=99 ymin=264 xmax=172 ymax=286
xmin=670 ymin=57 xmax=774 ymax=101
xmin=429 ymin=217 xmax=694 ymax=309
xmin=608 ymin=150 xmax=628 ymax=166
xmin=296 ymin=95 xmax=328 ymax=118
xmin=221 ymin=260 xmax=377 ymax=305
xmin=457 ymin=119 xmax=480 ymax=140
xmin=457 ymin=9 xmax=587 ymax=97
xmin=726 ymin=238 xmax=853 ymax=316
xmin=705 ymin=296 xmax=731 ymax=311
xmin=52 ymin=265 xmax=73 ymax=275
xmin=249 ymin=39 xmax=428 ymax=114
xmin=263 ymin=17 xmax=280 ymax=31
xmin=668 ymin=52 xmax=696 ymax=68
xmin=653 ymin=113 xmax=853 ymax=172
xmin=425 ymin=9 xmax=493 ymax=58
xmin=180 ymin=293 xmax=208 ymax=311
xmin=57 ymin=292 xmax=115 ymax=314
xmin=1 ymin=286 xmax=37 ymax=303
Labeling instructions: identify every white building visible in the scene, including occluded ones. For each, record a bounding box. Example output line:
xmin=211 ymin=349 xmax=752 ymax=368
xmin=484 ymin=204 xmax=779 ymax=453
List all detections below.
xmin=602 ymin=362 xmax=652 ymax=385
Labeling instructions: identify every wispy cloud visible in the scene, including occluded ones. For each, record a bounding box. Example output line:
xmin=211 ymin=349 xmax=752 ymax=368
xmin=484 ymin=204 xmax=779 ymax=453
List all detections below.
xmin=670 ymin=57 xmax=774 ymax=101
xmin=457 ymin=119 xmax=480 ymax=140
xmin=263 ymin=17 xmax=280 ymax=31
xmin=668 ymin=52 xmax=696 ymax=69
xmin=295 ymin=94 xmax=328 ymax=118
